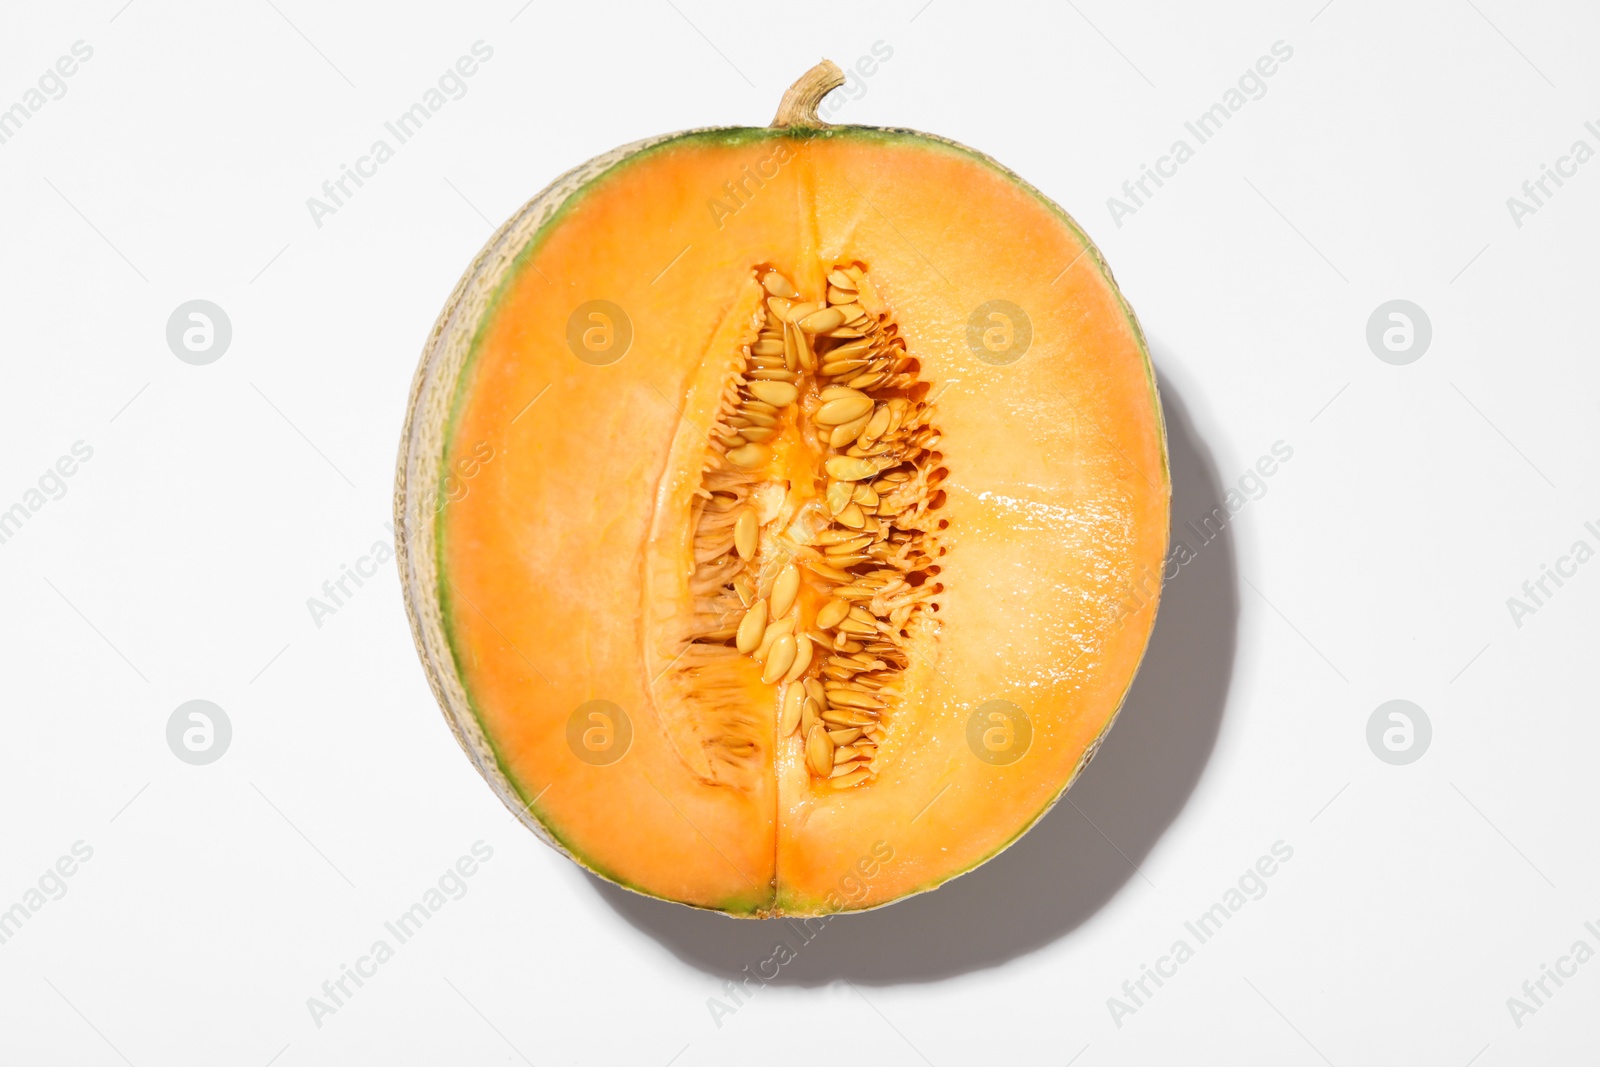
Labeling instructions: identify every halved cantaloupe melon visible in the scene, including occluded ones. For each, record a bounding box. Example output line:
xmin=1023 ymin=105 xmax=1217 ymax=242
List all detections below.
xmin=396 ymin=62 xmax=1168 ymax=917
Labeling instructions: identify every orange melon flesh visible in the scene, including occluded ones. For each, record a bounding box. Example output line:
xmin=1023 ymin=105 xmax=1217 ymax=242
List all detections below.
xmin=438 ymin=128 xmax=1167 ymax=915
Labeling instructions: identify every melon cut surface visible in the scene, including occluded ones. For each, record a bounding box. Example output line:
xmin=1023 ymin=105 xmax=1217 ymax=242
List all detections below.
xmin=396 ymin=62 xmax=1169 ymax=916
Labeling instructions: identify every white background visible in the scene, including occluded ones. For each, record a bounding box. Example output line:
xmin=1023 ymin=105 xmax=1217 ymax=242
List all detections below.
xmin=2 ymin=1 xmax=1596 ymax=1064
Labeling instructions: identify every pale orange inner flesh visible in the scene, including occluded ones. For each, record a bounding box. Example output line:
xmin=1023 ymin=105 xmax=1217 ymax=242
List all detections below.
xmin=439 ymin=129 xmax=1168 ymax=915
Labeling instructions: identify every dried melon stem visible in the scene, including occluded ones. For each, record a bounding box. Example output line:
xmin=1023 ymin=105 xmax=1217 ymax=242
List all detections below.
xmin=676 ymin=262 xmax=948 ymax=791
xmin=770 ymin=59 xmax=846 ymax=129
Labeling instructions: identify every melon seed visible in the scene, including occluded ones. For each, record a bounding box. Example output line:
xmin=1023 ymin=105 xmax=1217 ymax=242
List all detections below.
xmin=785 ymin=300 xmax=822 ymax=323
xmin=827 ymin=338 xmax=874 ymax=359
xmin=755 ymin=616 xmax=796 ymax=661
xmin=818 ymin=358 xmax=869 ymax=377
xmin=771 ymin=563 xmax=800 ymax=618
xmin=816 ymin=395 xmax=874 ymax=426
xmin=748 ymin=381 xmax=798 ymax=406
xmin=801 ymin=697 xmax=821 ymax=736
xmin=761 ymin=271 xmax=799 ymax=298
xmin=835 ymin=303 xmax=869 ymax=325
xmin=823 ymin=535 xmax=872 ymax=555
xmin=805 ymin=559 xmax=852 ymax=582
xmin=829 ymin=413 xmax=872 ymax=447
xmin=734 ymin=509 xmax=758 ymax=560
xmin=798 ymin=306 xmax=847 ymax=334
xmin=829 ymin=689 xmax=884 ymax=710
xmin=762 ymin=634 xmax=797 ymax=684
xmin=862 ymin=404 xmax=892 ymax=442
xmin=780 ymin=683 xmax=804 ymax=735
xmin=815 ymin=598 xmax=849 ymax=629
xmin=825 ymin=456 xmax=880 ymax=481
xmin=825 ymin=480 xmax=855 ymax=515
xmin=785 ymin=320 xmax=813 ymax=374
xmin=783 ymin=631 xmax=813 ymax=681
xmin=728 ymin=443 xmax=772 ymax=468
xmin=805 ymin=725 xmax=834 ymax=777
xmin=735 ymin=599 xmax=768 ymax=653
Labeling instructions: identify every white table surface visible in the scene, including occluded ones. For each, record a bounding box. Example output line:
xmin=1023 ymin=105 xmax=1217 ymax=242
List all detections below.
xmin=2 ymin=1 xmax=1595 ymax=1063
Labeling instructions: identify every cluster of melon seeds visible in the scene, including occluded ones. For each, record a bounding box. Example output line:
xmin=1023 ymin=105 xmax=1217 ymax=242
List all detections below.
xmin=685 ymin=264 xmax=946 ymax=790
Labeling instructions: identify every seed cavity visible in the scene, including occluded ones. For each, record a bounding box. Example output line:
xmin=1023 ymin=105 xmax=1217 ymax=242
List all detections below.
xmin=677 ymin=264 xmax=948 ymax=791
